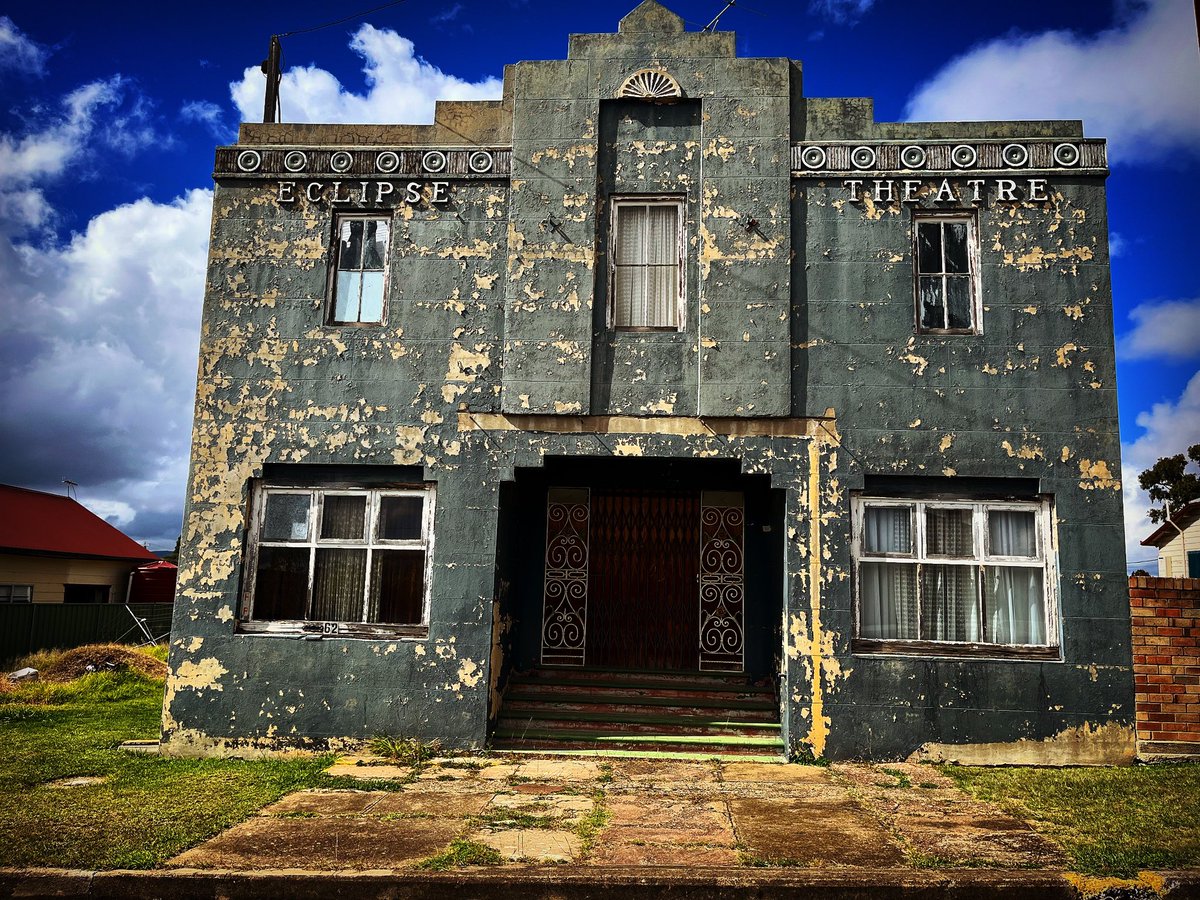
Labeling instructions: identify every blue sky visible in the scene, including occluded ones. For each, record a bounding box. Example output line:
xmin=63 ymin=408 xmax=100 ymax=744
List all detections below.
xmin=0 ymin=0 xmax=1197 ymax=566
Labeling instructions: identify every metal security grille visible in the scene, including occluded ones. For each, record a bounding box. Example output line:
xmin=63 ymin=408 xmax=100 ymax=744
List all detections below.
xmin=699 ymin=492 xmax=746 ymax=672
xmin=541 ymin=488 xmax=590 ymax=665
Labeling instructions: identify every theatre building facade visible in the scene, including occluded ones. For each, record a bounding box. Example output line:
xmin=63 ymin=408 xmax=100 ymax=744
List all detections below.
xmin=164 ymin=1 xmax=1133 ymax=763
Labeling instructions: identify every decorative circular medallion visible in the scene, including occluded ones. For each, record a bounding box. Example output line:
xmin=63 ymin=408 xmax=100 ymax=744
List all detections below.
xmin=236 ymin=150 xmax=261 ymax=173
xmin=375 ymin=151 xmax=400 ymax=173
xmin=850 ymin=145 xmax=877 ymax=170
xmin=468 ymin=150 xmax=494 ymax=174
xmin=330 ymin=150 xmax=353 ymax=172
xmin=617 ymin=69 xmax=682 ymax=101
xmin=900 ymin=145 xmax=926 ymax=169
xmin=422 ymin=150 xmax=447 ymax=173
xmin=283 ymin=150 xmax=307 ymax=173
xmin=800 ymin=145 xmax=827 ymax=170
xmin=951 ymin=144 xmax=977 ymax=169
xmin=1001 ymin=143 xmax=1028 ymax=168
xmin=1053 ymin=142 xmax=1080 ymax=167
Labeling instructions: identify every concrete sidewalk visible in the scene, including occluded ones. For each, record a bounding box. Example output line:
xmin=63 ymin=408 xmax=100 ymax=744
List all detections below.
xmin=1 ymin=755 xmax=1194 ymax=898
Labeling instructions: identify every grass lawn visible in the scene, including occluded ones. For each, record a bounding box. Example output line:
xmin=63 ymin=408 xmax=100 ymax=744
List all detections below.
xmin=0 ymin=661 xmax=334 ymax=870
xmin=946 ymin=763 xmax=1200 ymax=876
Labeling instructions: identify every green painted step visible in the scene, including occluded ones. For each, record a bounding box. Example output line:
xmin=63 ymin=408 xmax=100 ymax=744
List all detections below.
xmin=492 ymin=748 xmax=786 ymax=763
xmin=499 ymin=709 xmax=781 ymax=730
xmin=493 ymin=728 xmax=784 ymax=748
xmin=504 ymin=690 xmax=776 ymax=711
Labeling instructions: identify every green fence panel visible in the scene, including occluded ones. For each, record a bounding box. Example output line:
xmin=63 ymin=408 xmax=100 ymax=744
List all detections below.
xmin=1 ymin=604 xmax=173 ymax=666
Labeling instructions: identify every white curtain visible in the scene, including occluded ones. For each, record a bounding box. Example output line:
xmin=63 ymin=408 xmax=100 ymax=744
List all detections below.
xmin=921 ymin=564 xmax=980 ymax=642
xmin=864 ymin=506 xmax=912 ymax=554
xmin=986 ymin=567 xmax=1044 ymax=644
xmin=614 ymin=204 xmax=678 ymax=328
xmin=860 ymin=562 xmax=917 ymax=639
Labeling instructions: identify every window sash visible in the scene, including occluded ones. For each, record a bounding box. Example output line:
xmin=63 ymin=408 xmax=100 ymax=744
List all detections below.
xmin=0 ymin=584 xmax=32 ymax=603
xmin=914 ymin=215 xmax=978 ymax=334
xmin=330 ymin=216 xmax=390 ymax=325
xmin=853 ymin=497 xmax=1055 ymax=648
xmin=249 ymin=486 xmax=433 ymax=626
xmin=610 ymin=197 xmax=683 ymax=330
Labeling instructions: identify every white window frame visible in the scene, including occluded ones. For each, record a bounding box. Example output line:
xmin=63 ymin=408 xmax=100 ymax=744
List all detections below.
xmin=0 ymin=584 xmax=32 ymax=603
xmin=240 ymin=484 xmax=435 ymax=638
xmin=913 ymin=211 xmax=982 ymax=335
xmin=327 ymin=213 xmax=392 ymax=326
xmin=608 ymin=195 xmax=686 ymax=331
xmin=851 ymin=495 xmax=1059 ymax=657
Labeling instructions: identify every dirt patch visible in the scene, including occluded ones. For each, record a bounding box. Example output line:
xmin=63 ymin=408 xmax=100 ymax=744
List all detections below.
xmin=46 ymin=776 xmax=108 ymax=788
xmin=35 ymin=644 xmax=167 ymax=682
xmin=731 ymin=797 xmax=906 ymax=867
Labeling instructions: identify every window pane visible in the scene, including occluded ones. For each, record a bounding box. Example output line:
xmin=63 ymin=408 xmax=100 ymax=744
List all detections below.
xmin=944 ymin=222 xmax=969 ymax=273
xmin=988 ymin=510 xmax=1037 ymax=557
xmin=262 ymin=493 xmax=311 ymax=542
xmin=377 ymin=496 xmax=424 ymax=540
xmin=13 ymin=585 xmax=31 ymax=603
xmin=614 ymin=266 xmax=646 ymax=327
xmin=253 ymin=546 xmax=309 ymax=619
xmin=368 ymin=549 xmax=425 ymax=624
xmin=985 ymin=566 xmax=1045 ymax=644
xmin=616 ymin=205 xmax=647 ymax=265
xmin=859 ymin=562 xmax=917 ymax=639
xmin=321 ymin=495 xmax=366 ymax=541
xmin=946 ymin=276 xmax=972 ymax=329
xmin=311 ymin=548 xmax=367 ymax=622
xmin=339 ymin=219 xmax=364 ymax=270
xmin=649 ymin=265 xmax=677 ymax=327
xmin=916 ymin=222 xmax=942 ymax=274
xmin=644 ymin=205 xmax=678 ymax=265
xmin=920 ymin=564 xmax=980 ymax=642
xmin=333 ymin=272 xmax=361 ymax=322
xmin=926 ymin=507 xmax=973 ymax=557
xmin=863 ymin=505 xmax=913 ymax=554
xmin=358 ymin=272 xmax=385 ymax=322
xmin=361 ymin=220 xmax=388 ymax=270
xmin=919 ymin=276 xmax=944 ymax=329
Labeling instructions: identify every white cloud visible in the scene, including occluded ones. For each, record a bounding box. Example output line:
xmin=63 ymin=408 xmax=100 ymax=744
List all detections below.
xmin=1119 ymin=298 xmax=1200 ymax=361
xmin=230 ymin=24 xmax=502 ymax=125
xmin=181 ymin=99 xmax=235 ymax=141
xmin=0 ymin=17 xmax=47 ymax=76
xmin=0 ymin=189 xmax=212 ymax=548
xmin=1121 ymin=371 xmax=1200 ymax=567
xmin=0 ymin=76 xmax=163 ymax=232
xmin=904 ymin=0 xmax=1200 ymax=163
xmin=807 ymin=0 xmax=874 ymax=25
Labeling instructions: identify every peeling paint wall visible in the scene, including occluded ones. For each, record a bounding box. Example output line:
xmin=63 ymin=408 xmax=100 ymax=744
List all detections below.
xmin=164 ymin=1 xmax=1132 ymax=761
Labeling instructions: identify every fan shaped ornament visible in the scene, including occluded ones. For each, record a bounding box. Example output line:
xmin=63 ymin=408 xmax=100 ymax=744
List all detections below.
xmin=618 ymin=69 xmax=682 ymax=102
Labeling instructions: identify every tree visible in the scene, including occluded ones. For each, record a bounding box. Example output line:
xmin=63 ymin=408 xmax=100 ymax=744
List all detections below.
xmin=1139 ymin=444 xmax=1200 ymax=524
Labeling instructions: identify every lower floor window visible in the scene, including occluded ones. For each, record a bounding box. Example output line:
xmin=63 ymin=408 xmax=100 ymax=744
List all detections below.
xmin=0 ymin=584 xmax=32 ymax=603
xmin=852 ymin=496 xmax=1057 ymax=651
xmin=246 ymin=484 xmax=433 ymax=629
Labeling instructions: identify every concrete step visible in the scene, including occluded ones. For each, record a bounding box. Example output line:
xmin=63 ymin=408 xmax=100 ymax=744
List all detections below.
xmin=502 ymin=696 xmax=778 ymax=721
xmin=496 ymin=711 xmax=781 ymax=737
xmin=491 ymin=728 xmax=785 ymax=756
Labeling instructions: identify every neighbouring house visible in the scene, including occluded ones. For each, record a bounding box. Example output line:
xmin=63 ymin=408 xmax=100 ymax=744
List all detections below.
xmin=0 ymin=484 xmax=159 ymax=604
xmin=164 ymin=1 xmax=1132 ymax=763
xmin=1141 ymin=500 xmax=1200 ymax=578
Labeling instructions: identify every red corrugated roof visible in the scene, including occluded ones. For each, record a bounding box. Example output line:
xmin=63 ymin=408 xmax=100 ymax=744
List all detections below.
xmin=0 ymin=484 xmax=158 ymax=561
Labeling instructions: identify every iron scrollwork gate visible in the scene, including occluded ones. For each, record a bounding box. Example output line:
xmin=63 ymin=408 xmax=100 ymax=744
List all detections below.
xmin=541 ymin=488 xmax=590 ymax=665
xmin=699 ymin=491 xmax=745 ymax=672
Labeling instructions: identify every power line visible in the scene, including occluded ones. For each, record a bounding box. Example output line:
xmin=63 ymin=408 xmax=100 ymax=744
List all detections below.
xmin=279 ymin=0 xmax=408 ymax=38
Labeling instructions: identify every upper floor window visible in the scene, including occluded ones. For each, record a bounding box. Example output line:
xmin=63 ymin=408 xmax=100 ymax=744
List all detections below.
xmin=852 ymin=495 xmax=1058 ymax=656
xmin=914 ymin=213 xmax=979 ymax=334
xmin=244 ymin=484 xmax=434 ymax=635
xmin=329 ymin=215 xmax=390 ymax=325
xmin=610 ymin=196 xmax=684 ymax=331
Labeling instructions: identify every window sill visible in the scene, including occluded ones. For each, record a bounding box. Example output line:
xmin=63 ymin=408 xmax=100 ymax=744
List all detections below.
xmin=238 ymin=620 xmax=429 ymax=640
xmin=852 ymin=638 xmax=1061 ymax=661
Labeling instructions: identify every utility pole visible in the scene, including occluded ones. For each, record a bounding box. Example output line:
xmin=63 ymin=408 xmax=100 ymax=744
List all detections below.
xmin=261 ymin=35 xmax=282 ymax=124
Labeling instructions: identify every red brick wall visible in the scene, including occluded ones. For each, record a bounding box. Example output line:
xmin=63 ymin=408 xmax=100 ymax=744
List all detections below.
xmin=1130 ymin=575 xmax=1200 ymax=755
